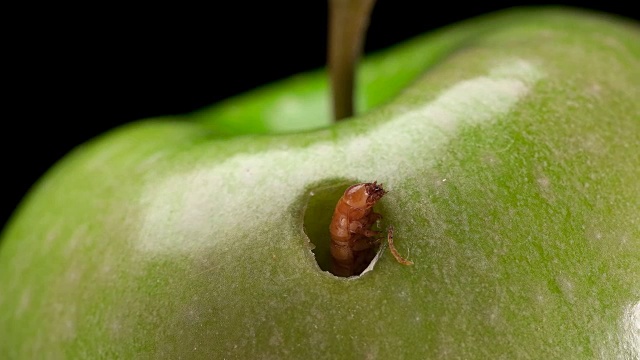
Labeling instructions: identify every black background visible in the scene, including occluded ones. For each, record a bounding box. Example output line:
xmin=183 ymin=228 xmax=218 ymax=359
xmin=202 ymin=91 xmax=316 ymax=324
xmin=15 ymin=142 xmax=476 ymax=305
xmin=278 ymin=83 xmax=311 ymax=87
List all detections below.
xmin=3 ymin=2 xmax=639 ymax=229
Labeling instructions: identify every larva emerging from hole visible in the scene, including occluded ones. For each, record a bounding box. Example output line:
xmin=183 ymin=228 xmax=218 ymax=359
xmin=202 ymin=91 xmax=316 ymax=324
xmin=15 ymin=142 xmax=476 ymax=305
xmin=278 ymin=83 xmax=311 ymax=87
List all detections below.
xmin=329 ymin=182 xmax=413 ymax=277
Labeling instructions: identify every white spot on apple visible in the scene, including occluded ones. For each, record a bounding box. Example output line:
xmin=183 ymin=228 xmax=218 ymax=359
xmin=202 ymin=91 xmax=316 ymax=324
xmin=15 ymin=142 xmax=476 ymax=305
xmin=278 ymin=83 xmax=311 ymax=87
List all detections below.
xmin=269 ymin=328 xmax=284 ymax=346
xmin=554 ymin=276 xmax=576 ymax=304
xmin=15 ymin=287 xmax=31 ymax=318
xmin=51 ymin=301 xmax=77 ymax=341
xmin=586 ymin=82 xmax=602 ymax=98
xmin=64 ymin=224 xmax=87 ymax=257
xmin=537 ymin=176 xmax=550 ymax=188
xmin=136 ymin=151 xmax=167 ymax=173
xmin=41 ymin=221 xmax=62 ymax=254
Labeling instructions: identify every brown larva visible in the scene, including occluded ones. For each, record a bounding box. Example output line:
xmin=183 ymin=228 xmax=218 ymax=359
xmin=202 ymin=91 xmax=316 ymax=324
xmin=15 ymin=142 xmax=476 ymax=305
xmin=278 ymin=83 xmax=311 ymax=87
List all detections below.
xmin=329 ymin=182 xmax=412 ymax=277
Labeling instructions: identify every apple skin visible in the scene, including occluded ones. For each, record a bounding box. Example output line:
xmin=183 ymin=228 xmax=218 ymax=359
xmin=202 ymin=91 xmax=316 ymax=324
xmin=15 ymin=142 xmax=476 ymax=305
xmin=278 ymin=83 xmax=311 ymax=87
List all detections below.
xmin=1 ymin=7 xmax=639 ymax=359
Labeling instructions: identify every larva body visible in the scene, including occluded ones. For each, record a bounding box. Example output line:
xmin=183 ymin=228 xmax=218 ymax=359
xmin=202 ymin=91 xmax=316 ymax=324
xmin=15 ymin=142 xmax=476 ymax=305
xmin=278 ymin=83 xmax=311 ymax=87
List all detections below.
xmin=329 ymin=182 xmax=386 ymax=276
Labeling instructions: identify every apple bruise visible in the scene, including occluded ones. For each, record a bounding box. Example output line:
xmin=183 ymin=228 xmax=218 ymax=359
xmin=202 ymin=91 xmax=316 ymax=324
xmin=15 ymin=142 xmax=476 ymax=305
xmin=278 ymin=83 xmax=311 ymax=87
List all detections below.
xmin=329 ymin=182 xmax=386 ymax=276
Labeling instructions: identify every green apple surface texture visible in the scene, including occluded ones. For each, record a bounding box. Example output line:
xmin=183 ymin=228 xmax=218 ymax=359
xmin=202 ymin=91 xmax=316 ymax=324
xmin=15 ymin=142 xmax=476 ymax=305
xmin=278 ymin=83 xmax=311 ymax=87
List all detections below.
xmin=1 ymin=8 xmax=639 ymax=359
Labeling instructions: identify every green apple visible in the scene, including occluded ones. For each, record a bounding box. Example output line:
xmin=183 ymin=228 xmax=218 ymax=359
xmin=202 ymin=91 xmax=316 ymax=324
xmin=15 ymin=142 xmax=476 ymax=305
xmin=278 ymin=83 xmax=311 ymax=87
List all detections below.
xmin=1 ymin=7 xmax=639 ymax=359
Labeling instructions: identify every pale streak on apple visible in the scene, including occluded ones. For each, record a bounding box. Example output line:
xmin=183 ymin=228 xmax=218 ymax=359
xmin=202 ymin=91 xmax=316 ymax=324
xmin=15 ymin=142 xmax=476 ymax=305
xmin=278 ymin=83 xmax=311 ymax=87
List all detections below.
xmin=620 ymin=301 xmax=640 ymax=358
xmin=136 ymin=59 xmax=544 ymax=255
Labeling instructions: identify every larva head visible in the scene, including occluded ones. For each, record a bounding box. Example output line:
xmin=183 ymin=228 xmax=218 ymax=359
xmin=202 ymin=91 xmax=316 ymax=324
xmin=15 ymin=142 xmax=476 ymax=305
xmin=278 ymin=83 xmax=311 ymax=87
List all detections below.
xmin=343 ymin=182 xmax=387 ymax=209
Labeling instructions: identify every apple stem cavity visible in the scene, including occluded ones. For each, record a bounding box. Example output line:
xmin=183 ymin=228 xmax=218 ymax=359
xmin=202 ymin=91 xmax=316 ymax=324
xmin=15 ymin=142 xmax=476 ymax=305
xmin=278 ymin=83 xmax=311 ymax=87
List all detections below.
xmin=328 ymin=0 xmax=376 ymax=122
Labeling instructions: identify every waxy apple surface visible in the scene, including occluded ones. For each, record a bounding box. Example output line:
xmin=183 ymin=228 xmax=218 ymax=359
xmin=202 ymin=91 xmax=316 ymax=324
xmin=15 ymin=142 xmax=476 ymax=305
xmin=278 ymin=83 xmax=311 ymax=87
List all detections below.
xmin=1 ymin=8 xmax=639 ymax=359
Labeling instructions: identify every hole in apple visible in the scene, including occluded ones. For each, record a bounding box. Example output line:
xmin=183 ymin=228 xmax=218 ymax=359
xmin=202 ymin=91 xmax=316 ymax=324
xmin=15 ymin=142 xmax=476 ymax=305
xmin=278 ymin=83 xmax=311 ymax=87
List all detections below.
xmin=302 ymin=179 xmax=385 ymax=278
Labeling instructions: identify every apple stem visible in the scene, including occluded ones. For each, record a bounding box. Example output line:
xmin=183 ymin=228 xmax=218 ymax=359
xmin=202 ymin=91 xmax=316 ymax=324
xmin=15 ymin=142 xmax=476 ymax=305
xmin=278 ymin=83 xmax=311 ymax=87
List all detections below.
xmin=328 ymin=0 xmax=376 ymax=122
